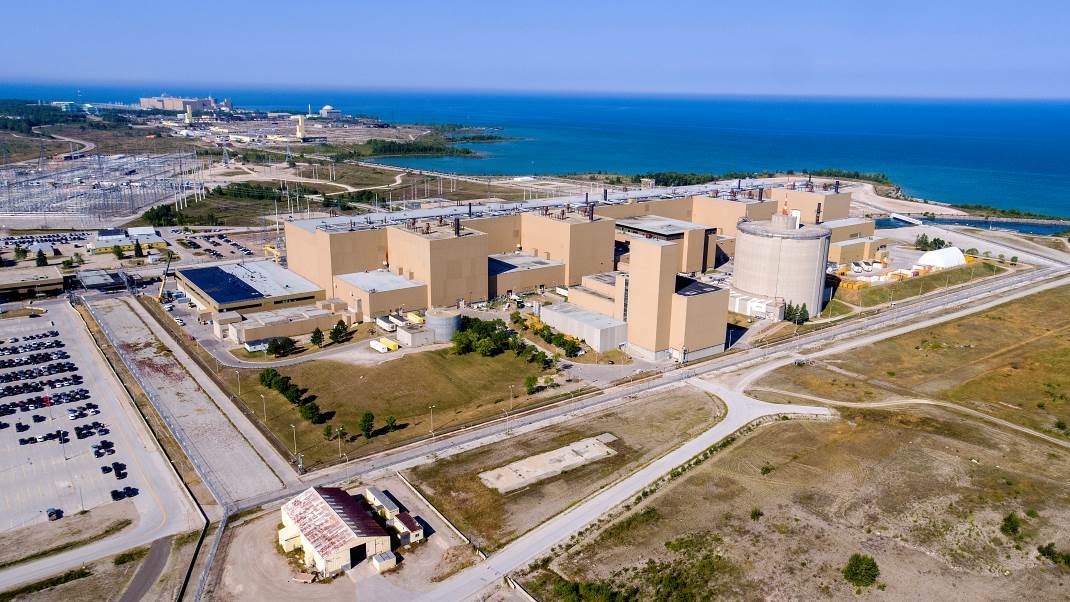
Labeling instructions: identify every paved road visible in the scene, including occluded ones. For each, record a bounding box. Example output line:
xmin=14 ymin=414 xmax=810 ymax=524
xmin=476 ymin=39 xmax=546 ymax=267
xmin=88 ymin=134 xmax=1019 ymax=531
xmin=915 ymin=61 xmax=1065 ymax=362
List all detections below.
xmin=119 ymin=536 xmax=172 ymax=602
xmin=418 ymin=379 xmax=831 ymax=601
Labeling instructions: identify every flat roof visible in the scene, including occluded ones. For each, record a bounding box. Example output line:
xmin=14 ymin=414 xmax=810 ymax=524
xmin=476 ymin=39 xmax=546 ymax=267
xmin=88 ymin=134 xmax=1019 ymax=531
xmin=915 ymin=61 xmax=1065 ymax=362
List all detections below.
xmin=738 ymin=219 xmax=831 ymax=240
xmin=584 ymin=271 xmax=624 ymax=286
xmin=0 ymin=266 xmax=64 ymax=287
xmin=488 ymin=253 xmax=564 ymax=276
xmin=675 ymin=275 xmax=721 ymax=297
xmin=821 ymin=217 xmax=873 ymax=229
xmin=831 ymin=235 xmax=886 ymax=247
xmin=178 ymin=261 xmax=320 ymax=305
xmin=616 ymin=215 xmax=710 ymax=237
xmin=542 ymin=302 xmax=626 ymax=330
xmin=335 ymin=270 xmax=424 ymax=293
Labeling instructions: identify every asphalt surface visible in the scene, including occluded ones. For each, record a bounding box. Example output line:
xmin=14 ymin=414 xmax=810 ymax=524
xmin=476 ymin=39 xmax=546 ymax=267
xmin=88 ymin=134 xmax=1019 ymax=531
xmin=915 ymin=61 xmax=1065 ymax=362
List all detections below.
xmin=119 ymin=536 xmax=172 ymax=602
xmin=0 ymin=301 xmax=198 ymax=590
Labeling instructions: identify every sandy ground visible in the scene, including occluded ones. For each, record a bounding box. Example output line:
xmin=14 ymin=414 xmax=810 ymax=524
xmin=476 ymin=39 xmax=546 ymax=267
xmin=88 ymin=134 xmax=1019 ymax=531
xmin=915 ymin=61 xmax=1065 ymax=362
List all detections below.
xmin=0 ymin=500 xmax=137 ymax=567
xmin=850 ymin=182 xmax=967 ymax=215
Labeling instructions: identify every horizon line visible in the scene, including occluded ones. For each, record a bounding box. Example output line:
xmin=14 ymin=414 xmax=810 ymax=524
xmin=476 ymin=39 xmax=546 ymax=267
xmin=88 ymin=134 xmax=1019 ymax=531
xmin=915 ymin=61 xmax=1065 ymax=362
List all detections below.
xmin=2 ymin=78 xmax=1069 ymax=104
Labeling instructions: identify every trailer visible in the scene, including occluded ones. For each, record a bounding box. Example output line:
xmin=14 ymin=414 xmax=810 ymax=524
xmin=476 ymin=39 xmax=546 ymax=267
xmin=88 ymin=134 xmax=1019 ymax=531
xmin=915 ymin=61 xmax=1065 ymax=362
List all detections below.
xmin=378 ymin=337 xmax=400 ymax=352
xmin=369 ymin=340 xmax=390 ymax=353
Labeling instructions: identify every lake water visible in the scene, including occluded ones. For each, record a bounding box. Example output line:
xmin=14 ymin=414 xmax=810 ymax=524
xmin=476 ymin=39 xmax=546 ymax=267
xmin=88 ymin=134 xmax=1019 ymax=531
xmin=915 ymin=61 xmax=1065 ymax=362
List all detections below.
xmin=5 ymin=83 xmax=1069 ymax=217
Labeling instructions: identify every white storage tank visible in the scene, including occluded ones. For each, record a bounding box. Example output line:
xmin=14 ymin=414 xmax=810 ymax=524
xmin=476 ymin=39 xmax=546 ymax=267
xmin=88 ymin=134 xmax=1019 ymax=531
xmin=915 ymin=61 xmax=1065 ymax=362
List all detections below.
xmin=425 ymin=307 xmax=462 ymax=342
xmin=733 ymin=213 xmax=831 ymax=313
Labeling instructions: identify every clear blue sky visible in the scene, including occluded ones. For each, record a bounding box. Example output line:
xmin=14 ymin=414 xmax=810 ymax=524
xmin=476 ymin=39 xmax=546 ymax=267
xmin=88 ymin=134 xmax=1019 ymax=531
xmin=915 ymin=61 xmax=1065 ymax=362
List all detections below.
xmin=4 ymin=0 xmax=1068 ymax=98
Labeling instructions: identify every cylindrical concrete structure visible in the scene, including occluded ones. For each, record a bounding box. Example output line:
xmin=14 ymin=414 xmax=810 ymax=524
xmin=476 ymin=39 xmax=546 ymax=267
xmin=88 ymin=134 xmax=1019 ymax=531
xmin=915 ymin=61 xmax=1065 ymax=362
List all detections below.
xmin=425 ymin=307 xmax=462 ymax=342
xmin=733 ymin=215 xmax=831 ymax=312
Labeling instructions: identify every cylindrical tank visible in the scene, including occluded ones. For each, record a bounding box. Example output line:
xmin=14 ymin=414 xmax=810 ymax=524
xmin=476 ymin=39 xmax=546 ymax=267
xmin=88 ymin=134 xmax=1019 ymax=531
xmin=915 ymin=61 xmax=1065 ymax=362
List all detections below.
xmin=425 ymin=307 xmax=462 ymax=342
xmin=733 ymin=214 xmax=831 ymax=312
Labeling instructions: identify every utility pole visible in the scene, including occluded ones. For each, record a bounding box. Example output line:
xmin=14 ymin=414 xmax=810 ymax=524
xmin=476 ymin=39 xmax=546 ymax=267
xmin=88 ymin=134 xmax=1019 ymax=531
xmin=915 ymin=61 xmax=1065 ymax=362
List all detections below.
xmin=260 ymin=393 xmax=266 ymax=422
xmin=428 ymin=404 xmax=436 ymax=436
xmin=290 ymin=423 xmax=297 ymax=455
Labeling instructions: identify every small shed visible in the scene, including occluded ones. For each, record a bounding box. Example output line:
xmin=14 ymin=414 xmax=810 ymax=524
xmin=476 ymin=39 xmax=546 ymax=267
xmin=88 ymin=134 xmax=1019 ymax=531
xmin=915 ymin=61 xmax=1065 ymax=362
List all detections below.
xmin=363 ymin=486 xmax=400 ymax=519
xmin=391 ymin=512 xmax=424 ymax=545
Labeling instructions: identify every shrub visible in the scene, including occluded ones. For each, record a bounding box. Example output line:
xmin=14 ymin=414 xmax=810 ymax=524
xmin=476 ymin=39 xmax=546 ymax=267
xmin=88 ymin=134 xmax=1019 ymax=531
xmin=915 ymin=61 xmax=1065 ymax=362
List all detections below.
xmin=842 ymin=553 xmax=880 ymax=587
xmin=524 ymin=375 xmax=538 ymax=395
xmin=750 ymin=507 xmax=764 ymax=521
xmin=1000 ymin=512 xmax=1022 ymax=537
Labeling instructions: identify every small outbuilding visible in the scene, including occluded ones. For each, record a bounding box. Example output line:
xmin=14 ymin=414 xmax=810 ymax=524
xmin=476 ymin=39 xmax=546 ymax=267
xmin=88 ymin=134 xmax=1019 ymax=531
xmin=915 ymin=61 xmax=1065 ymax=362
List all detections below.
xmin=278 ymin=486 xmax=391 ymax=577
xmin=391 ymin=512 xmax=424 ymax=545
xmin=917 ymin=246 xmax=966 ymax=269
xmin=363 ymin=486 xmax=400 ymax=519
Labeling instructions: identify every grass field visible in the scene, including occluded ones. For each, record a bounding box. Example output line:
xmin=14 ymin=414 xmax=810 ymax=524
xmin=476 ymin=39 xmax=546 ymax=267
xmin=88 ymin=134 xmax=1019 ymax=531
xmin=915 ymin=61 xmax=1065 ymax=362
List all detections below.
xmin=41 ymin=124 xmax=199 ymax=155
xmin=522 ymin=407 xmax=1070 ymax=600
xmin=239 ymin=347 xmax=551 ymax=467
xmin=0 ymin=131 xmax=67 ymax=162
xmin=757 ymin=284 xmax=1070 ymax=439
xmin=817 ymin=298 xmax=854 ymax=318
xmin=834 ymin=261 xmax=1006 ymax=307
xmin=407 ymin=384 xmax=723 ymax=551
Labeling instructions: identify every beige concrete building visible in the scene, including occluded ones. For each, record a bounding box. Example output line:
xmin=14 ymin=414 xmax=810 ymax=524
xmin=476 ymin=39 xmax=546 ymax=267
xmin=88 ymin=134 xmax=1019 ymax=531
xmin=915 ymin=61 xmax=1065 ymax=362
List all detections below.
xmin=733 ymin=214 xmax=831 ymax=312
xmin=487 ymin=252 xmax=566 ymax=297
xmin=828 ymin=236 xmax=890 ymax=264
xmin=518 ymin=210 xmax=614 ymax=285
xmin=333 ymin=270 xmax=427 ymax=320
xmin=768 ymin=187 xmax=852 ymax=224
xmin=623 ymin=237 xmax=728 ymax=361
xmin=278 ymin=486 xmax=391 ymax=577
xmin=217 ymin=302 xmax=356 ymax=344
xmin=568 ymin=271 xmax=627 ymax=320
xmin=690 ymin=195 xmax=778 ymax=236
xmin=285 ymin=223 xmax=388 ymax=297
xmin=615 ymin=215 xmax=717 ymax=273
xmin=385 ymin=221 xmax=488 ymax=307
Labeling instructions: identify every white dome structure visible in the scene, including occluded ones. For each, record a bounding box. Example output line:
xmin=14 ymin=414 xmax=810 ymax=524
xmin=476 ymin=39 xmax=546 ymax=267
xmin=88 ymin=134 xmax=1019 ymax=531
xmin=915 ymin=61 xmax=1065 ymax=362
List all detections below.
xmin=917 ymin=246 xmax=966 ymax=268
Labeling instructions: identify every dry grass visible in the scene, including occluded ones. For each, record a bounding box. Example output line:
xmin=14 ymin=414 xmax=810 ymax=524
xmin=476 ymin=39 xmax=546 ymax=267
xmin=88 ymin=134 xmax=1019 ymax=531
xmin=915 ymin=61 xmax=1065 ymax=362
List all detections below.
xmin=407 ymin=385 xmax=724 ymax=551
xmin=834 ymin=261 xmax=1005 ymax=307
xmin=525 ymin=407 xmax=1070 ymax=600
xmin=238 ymin=348 xmax=549 ymax=468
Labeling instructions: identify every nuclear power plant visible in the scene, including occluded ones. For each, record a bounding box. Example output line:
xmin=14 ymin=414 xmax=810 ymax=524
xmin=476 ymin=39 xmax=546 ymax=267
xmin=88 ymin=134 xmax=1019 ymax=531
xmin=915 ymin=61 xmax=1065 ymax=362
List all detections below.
xmin=176 ymin=180 xmax=885 ymax=361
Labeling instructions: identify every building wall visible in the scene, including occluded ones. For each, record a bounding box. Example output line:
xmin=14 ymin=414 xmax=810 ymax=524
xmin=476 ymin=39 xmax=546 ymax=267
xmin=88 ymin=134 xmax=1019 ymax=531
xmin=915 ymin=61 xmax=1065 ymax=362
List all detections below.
xmin=678 ymin=229 xmax=711 ymax=273
xmin=462 ymin=214 xmax=522 ymax=254
xmin=669 ymin=287 xmax=729 ymax=359
xmin=540 ymin=304 xmax=627 ymax=353
xmin=333 ymin=276 xmax=428 ymax=320
xmin=625 ymin=239 xmax=679 ymax=357
xmin=386 ymin=227 xmax=488 ymax=307
xmin=594 ymin=197 xmax=695 ymax=221
xmin=232 ymin=311 xmax=353 ymax=344
xmin=769 ymin=189 xmax=852 ymax=223
xmin=489 ymin=263 xmax=566 ymax=298
xmin=285 ymin=224 xmax=388 ymax=297
xmin=519 ymin=213 xmax=615 ymax=285
xmin=827 ymin=220 xmax=876 ymax=243
xmin=175 ymin=273 xmax=324 ymax=315
xmin=568 ymin=287 xmax=617 ymax=319
xmin=690 ymin=196 xmax=777 ymax=236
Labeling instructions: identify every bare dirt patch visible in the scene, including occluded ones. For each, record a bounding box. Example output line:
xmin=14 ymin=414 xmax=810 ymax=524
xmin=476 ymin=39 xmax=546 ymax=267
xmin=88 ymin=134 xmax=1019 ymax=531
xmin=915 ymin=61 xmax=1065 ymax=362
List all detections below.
xmin=407 ymin=383 xmax=724 ymax=551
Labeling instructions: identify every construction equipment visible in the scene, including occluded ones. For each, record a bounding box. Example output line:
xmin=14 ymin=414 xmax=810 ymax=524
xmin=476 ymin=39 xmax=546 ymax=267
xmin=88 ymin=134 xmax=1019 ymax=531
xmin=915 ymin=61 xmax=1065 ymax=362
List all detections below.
xmin=155 ymin=253 xmax=173 ymax=302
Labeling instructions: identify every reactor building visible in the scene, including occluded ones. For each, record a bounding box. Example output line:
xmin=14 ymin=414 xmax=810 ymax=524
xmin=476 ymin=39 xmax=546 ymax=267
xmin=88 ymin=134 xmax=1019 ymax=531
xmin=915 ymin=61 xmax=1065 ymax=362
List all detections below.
xmin=732 ymin=213 xmax=831 ymax=312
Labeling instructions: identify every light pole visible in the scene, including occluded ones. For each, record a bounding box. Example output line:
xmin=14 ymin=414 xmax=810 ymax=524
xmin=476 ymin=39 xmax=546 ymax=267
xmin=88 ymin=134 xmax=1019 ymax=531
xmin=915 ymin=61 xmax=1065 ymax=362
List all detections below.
xmin=428 ymin=404 xmax=436 ymax=436
xmin=234 ymin=370 xmax=241 ymax=398
xmin=260 ymin=393 xmax=266 ymax=422
xmin=336 ymin=425 xmax=345 ymax=459
xmin=290 ymin=424 xmax=297 ymax=455
xmin=508 ymin=384 xmax=515 ymax=415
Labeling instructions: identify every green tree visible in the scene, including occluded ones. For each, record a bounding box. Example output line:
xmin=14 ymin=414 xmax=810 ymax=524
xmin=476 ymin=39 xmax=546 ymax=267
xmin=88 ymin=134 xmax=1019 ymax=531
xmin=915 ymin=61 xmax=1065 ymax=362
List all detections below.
xmin=298 ymin=401 xmax=322 ymax=423
xmin=323 ymin=424 xmax=334 ymax=440
xmin=359 ymin=412 xmax=375 ymax=439
xmin=509 ymin=310 xmax=523 ymax=324
xmin=13 ymin=246 xmax=28 ymax=261
xmin=524 ymin=375 xmax=538 ymax=395
xmin=329 ymin=320 xmax=348 ymax=345
xmin=784 ymin=302 xmax=797 ymax=323
xmin=385 ymin=415 xmax=397 ymax=431
xmin=310 ymin=327 xmax=324 ymax=347
xmin=258 ymin=368 xmax=281 ymax=388
xmin=111 ymin=245 xmax=124 ymax=259
xmin=842 ymin=553 xmax=880 ymax=587
xmin=474 ymin=337 xmax=498 ymax=357
xmin=267 ymin=337 xmax=297 ymax=357
xmin=797 ymin=303 xmax=810 ymax=324
xmin=133 ymin=239 xmax=144 ymax=258
xmin=34 ymin=250 xmax=48 ymax=267
xmin=1010 ymin=255 xmax=1019 ymax=265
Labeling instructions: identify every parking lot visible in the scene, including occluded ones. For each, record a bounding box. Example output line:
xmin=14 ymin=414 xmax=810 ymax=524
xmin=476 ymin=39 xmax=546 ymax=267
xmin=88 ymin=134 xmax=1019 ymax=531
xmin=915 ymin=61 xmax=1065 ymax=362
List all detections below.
xmin=0 ymin=301 xmax=188 ymax=533
xmin=178 ymin=231 xmax=257 ymax=260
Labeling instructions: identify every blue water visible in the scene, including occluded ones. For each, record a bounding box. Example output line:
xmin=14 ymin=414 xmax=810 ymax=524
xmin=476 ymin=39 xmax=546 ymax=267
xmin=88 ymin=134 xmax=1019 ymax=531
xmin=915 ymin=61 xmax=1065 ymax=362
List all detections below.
xmin=4 ymin=82 xmax=1070 ymax=217
xmin=875 ymin=218 xmax=1068 ymax=235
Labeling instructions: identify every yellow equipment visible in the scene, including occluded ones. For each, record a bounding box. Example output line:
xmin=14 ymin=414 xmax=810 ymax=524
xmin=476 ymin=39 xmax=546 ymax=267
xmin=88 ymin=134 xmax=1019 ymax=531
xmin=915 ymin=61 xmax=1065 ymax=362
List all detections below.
xmin=155 ymin=254 xmax=173 ymax=302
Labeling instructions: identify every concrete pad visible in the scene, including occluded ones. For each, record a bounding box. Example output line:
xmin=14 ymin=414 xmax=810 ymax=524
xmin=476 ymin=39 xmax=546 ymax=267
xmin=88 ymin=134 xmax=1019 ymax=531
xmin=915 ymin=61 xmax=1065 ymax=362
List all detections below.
xmin=478 ymin=435 xmax=617 ymax=493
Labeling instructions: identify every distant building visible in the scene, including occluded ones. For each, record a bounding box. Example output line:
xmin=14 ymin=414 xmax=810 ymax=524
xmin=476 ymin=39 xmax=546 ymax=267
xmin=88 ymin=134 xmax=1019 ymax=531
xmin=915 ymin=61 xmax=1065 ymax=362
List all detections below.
xmin=319 ymin=105 xmax=342 ymax=119
xmin=87 ymin=228 xmax=166 ymax=255
xmin=139 ymin=95 xmax=230 ymax=112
